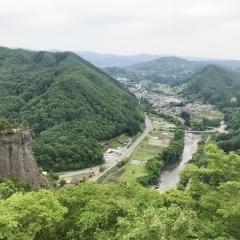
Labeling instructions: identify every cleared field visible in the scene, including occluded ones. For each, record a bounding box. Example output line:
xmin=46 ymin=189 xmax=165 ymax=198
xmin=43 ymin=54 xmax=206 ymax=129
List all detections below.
xmin=191 ymin=111 xmax=224 ymax=122
xmin=120 ymin=163 xmax=147 ymax=183
xmin=148 ymin=138 xmax=169 ymax=147
xmin=134 ymin=145 xmax=160 ymax=161
xmin=118 ymin=143 xmax=163 ymax=183
xmin=108 ymin=169 xmax=126 ymax=183
xmin=106 ymin=117 xmax=175 ymax=184
xmin=198 ymin=110 xmax=223 ymax=119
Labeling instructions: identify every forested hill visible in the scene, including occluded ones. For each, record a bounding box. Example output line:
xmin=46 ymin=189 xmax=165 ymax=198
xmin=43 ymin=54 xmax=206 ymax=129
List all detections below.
xmin=102 ymin=66 xmax=141 ymax=82
xmin=182 ymin=64 xmax=240 ymax=108
xmin=126 ymin=56 xmax=207 ymax=86
xmin=0 ymin=46 xmax=144 ymax=171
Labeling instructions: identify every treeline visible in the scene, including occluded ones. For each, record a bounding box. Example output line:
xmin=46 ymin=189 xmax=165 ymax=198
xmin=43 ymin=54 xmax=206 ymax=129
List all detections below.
xmin=157 ymin=112 xmax=183 ymax=128
xmin=190 ymin=117 xmax=221 ymax=131
xmin=0 ymin=119 xmax=13 ymax=133
xmin=2 ymin=143 xmax=240 ymax=240
xmin=0 ymin=47 xmax=144 ymax=171
xmin=137 ymin=129 xmax=185 ymax=187
xmin=180 ymin=111 xmax=221 ymax=130
xmin=156 ymin=113 xmax=184 ymax=164
xmin=160 ymin=129 xmax=184 ymax=164
xmin=202 ymin=117 xmax=221 ymax=127
xmin=214 ymin=108 xmax=240 ymax=153
xmin=0 ymin=118 xmax=25 ymax=133
xmin=136 ymin=158 xmax=163 ymax=187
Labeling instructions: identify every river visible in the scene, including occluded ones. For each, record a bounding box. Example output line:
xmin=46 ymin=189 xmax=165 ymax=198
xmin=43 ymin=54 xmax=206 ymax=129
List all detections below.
xmin=157 ymin=120 xmax=227 ymax=192
xmin=157 ymin=133 xmax=201 ymax=192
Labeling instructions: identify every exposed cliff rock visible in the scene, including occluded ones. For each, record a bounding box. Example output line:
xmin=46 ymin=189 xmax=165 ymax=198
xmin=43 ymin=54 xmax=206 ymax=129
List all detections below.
xmin=0 ymin=130 xmax=51 ymax=188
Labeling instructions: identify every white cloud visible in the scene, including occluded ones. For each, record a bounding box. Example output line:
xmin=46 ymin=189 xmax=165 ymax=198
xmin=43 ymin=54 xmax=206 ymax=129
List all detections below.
xmin=0 ymin=0 xmax=240 ymax=59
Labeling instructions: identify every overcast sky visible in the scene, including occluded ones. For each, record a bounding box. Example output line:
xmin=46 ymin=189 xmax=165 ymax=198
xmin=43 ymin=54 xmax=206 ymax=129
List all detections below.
xmin=1 ymin=0 xmax=240 ymax=59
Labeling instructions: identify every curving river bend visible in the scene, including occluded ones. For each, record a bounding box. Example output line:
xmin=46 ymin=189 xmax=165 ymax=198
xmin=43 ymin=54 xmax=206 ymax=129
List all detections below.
xmin=157 ymin=121 xmax=227 ymax=192
xmin=157 ymin=133 xmax=201 ymax=192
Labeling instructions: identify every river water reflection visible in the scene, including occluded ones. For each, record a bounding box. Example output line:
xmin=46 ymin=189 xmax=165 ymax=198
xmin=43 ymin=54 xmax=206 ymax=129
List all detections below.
xmin=157 ymin=120 xmax=227 ymax=192
xmin=158 ymin=133 xmax=201 ymax=192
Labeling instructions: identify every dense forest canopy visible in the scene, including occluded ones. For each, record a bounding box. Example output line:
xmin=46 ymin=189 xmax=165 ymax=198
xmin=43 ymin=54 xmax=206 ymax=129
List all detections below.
xmin=125 ymin=56 xmax=207 ymax=86
xmin=1 ymin=143 xmax=240 ymax=239
xmin=182 ymin=65 xmax=240 ymax=108
xmin=0 ymin=46 xmax=144 ymax=171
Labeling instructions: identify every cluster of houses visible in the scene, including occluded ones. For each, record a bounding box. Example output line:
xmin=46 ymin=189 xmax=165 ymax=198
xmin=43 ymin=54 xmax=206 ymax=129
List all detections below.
xmin=119 ymin=80 xmax=215 ymax=124
xmin=136 ymin=91 xmax=168 ymax=107
xmin=123 ymin=138 xmax=132 ymax=146
xmin=103 ymin=138 xmax=132 ymax=162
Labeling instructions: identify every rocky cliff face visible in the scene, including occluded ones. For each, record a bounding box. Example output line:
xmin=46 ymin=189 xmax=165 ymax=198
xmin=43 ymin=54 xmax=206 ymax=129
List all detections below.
xmin=0 ymin=130 xmax=51 ymax=188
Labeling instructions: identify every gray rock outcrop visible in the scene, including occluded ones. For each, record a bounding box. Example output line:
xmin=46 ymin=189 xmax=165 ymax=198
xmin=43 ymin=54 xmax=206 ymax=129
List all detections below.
xmin=0 ymin=130 xmax=51 ymax=188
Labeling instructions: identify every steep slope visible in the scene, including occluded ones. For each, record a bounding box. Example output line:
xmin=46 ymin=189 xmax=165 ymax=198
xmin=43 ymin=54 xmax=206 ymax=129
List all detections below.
xmin=0 ymin=130 xmax=51 ymax=188
xmin=182 ymin=65 xmax=240 ymax=107
xmin=126 ymin=56 xmax=207 ymax=86
xmin=0 ymin=47 xmax=144 ymax=171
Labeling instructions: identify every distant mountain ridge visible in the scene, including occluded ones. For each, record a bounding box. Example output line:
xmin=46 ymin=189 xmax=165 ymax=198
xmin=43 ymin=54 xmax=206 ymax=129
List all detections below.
xmin=124 ymin=56 xmax=208 ymax=86
xmin=74 ymin=51 xmax=240 ymax=68
xmin=75 ymin=51 xmax=166 ymax=67
xmin=72 ymin=52 xmax=240 ymax=87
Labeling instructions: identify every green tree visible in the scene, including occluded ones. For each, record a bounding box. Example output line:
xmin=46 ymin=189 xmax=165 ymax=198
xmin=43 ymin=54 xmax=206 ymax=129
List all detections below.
xmin=0 ymin=119 xmax=12 ymax=132
xmin=59 ymin=179 xmax=66 ymax=187
xmin=0 ymin=189 xmax=67 ymax=239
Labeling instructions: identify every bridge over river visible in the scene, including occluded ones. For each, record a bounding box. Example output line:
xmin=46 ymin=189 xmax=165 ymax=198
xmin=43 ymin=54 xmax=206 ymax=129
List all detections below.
xmin=158 ymin=121 xmax=227 ymax=192
xmin=184 ymin=130 xmax=215 ymax=134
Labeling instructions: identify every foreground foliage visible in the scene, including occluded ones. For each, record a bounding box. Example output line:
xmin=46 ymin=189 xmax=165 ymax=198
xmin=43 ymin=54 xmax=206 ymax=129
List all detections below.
xmin=1 ymin=144 xmax=240 ymax=240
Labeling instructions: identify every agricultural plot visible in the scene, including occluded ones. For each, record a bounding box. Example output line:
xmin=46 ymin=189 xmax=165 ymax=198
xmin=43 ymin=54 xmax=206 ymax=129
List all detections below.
xmin=120 ymin=163 xmax=147 ymax=183
xmin=134 ymin=145 xmax=160 ymax=161
xmin=198 ymin=110 xmax=223 ymax=119
xmin=190 ymin=107 xmax=224 ymax=121
xmin=111 ymin=119 xmax=174 ymax=183
xmin=108 ymin=169 xmax=126 ymax=183
xmin=148 ymin=138 xmax=170 ymax=147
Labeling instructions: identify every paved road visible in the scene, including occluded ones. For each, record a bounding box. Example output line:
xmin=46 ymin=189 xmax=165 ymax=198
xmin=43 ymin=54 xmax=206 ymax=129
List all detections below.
xmin=58 ymin=166 xmax=100 ymax=178
xmin=59 ymin=115 xmax=152 ymax=180
xmin=93 ymin=115 xmax=152 ymax=181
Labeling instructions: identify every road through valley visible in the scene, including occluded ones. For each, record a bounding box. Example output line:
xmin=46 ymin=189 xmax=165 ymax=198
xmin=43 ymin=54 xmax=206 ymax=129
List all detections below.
xmin=59 ymin=115 xmax=152 ymax=181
